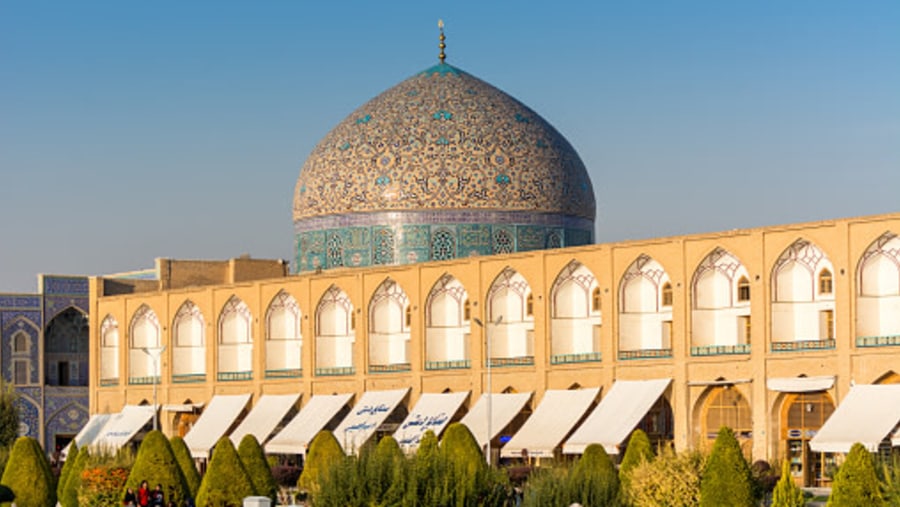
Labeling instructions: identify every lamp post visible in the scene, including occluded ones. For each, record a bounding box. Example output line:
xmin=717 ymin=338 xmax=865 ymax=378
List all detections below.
xmin=473 ymin=315 xmax=502 ymax=466
xmin=140 ymin=345 xmax=166 ymax=431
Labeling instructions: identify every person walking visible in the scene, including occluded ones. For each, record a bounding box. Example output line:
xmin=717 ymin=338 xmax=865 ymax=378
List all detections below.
xmin=138 ymin=480 xmax=150 ymax=507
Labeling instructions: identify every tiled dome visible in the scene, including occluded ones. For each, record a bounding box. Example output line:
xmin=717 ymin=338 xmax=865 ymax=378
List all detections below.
xmin=292 ymin=63 xmax=596 ymax=272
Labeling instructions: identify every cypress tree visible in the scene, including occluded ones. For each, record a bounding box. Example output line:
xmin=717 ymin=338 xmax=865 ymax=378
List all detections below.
xmin=125 ymin=430 xmax=190 ymax=506
xmin=169 ymin=436 xmax=201 ymax=497
xmin=60 ymin=446 xmax=89 ymax=507
xmin=298 ymin=430 xmax=345 ymax=495
xmin=412 ymin=430 xmax=445 ymax=505
xmin=570 ymin=443 xmax=620 ymax=507
xmin=827 ymin=443 xmax=885 ymax=507
xmin=0 ymin=436 xmax=56 ymax=507
xmin=361 ymin=436 xmax=405 ymax=505
xmin=771 ymin=460 xmax=804 ymax=507
xmin=0 ymin=383 xmax=18 ymax=449
xmin=237 ymin=435 xmax=278 ymax=504
xmin=439 ymin=422 xmax=491 ymax=507
xmin=196 ymin=437 xmax=254 ymax=507
xmin=619 ymin=429 xmax=653 ymax=504
xmin=55 ymin=442 xmax=77 ymax=502
xmin=700 ymin=426 xmax=755 ymax=507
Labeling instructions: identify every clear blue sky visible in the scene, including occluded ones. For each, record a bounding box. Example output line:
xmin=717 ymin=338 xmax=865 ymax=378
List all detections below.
xmin=1 ymin=1 xmax=898 ymax=293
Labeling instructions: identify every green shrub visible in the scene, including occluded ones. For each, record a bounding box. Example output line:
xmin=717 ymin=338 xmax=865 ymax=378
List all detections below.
xmin=362 ymin=436 xmax=406 ymax=505
xmin=169 ymin=436 xmax=200 ymax=497
xmin=700 ymin=427 xmax=754 ymax=507
xmin=0 ymin=436 xmax=56 ymax=507
xmin=620 ymin=429 xmax=654 ymax=505
xmin=771 ymin=460 xmax=804 ymax=507
xmin=60 ymin=446 xmax=88 ymax=507
xmin=522 ymin=465 xmax=572 ymax=507
xmin=195 ymin=437 xmax=254 ymax=507
xmin=439 ymin=422 xmax=507 ymax=507
xmin=0 ymin=383 xmax=18 ymax=450
xmin=570 ymin=443 xmax=620 ymax=507
xmin=298 ymin=431 xmax=345 ymax=495
xmin=410 ymin=430 xmax=446 ymax=505
xmin=237 ymin=435 xmax=277 ymax=504
xmin=627 ymin=447 xmax=706 ymax=507
xmin=125 ymin=430 xmax=190 ymax=506
xmin=827 ymin=443 xmax=885 ymax=507
xmin=56 ymin=442 xmax=77 ymax=502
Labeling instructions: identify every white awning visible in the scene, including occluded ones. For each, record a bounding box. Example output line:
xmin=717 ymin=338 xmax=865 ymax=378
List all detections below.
xmin=395 ymin=392 xmax=470 ymax=451
xmin=162 ymin=403 xmax=204 ymax=412
xmin=809 ymin=385 xmax=900 ymax=453
xmin=229 ymin=394 xmax=301 ymax=446
xmin=563 ymin=378 xmax=671 ymax=455
xmin=501 ymin=387 xmax=600 ymax=458
xmin=91 ymin=405 xmax=156 ymax=450
xmin=767 ymin=376 xmax=835 ymax=393
xmin=333 ymin=389 xmax=410 ymax=454
xmin=265 ymin=393 xmax=353 ymax=456
xmin=62 ymin=413 xmax=112 ymax=459
xmin=460 ymin=392 xmax=533 ymax=451
xmin=183 ymin=394 xmax=251 ymax=458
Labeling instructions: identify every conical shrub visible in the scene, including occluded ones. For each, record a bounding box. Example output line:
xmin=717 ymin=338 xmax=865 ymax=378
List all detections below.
xmin=570 ymin=443 xmax=620 ymax=507
xmin=170 ymin=436 xmax=201 ymax=497
xmin=298 ymin=430 xmax=345 ymax=495
xmin=619 ymin=428 xmax=653 ymax=504
xmin=411 ymin=430 xmax=445 ymax=505
xmin=361 ymin=435 xmax=406 ymax=505
xmin=237 ymin=435 xmax=277 ymax=504
xmin=439 ymin=422 xmax=492 ymax=507
xmin=55 ymin=442 xmax=77 ymax=502
xmin=827 ymin=443 xmax=885 ymax=507
xmin=125 ymin=430 xmax=190 ymax=505
xmin=771 ymin=460 xmax=804 ymax=507
xmin=700 ymin=426 xmax=755 ymax=507
xmin=60 ymin=446 xmax=88 ymax=507
xmin=196 ymin=437 xmax=254 ymax=507
xmin=0 ymin=436 xmax=56 ymax=507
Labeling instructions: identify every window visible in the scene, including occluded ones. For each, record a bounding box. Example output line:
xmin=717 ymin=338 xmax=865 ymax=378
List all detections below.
xmin=13 ymin=331 xmax=28 ymax=354
xmin=463 ymin=299 xmax=471 ymax=321
xmin=58 ymin=361 xmax=71 ymax=386
xmin=819 ymin=269 xmax=833 ymax=295
xmin=662 ymin=282 xmax=673 ymax=307
xmin=592 ymin=287 xmax=601 ymax=312
xmin=737 ymin=277 xmax=750 ymax=302
xmin=526 ymin=294 xmax=534 ymax=316
xmin=14 ymin=360 xmax=28 ymax=384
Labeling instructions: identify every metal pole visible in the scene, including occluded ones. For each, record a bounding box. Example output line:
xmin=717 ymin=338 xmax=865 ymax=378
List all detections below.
xmin=141 ymin=346 xmax=166 ymax=432
xmin=486 ymin=320 xmax=492 ymax=466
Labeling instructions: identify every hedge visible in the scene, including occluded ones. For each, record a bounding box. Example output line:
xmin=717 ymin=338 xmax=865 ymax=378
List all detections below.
xmin=195 ymin=437 xmax=254 ymax=507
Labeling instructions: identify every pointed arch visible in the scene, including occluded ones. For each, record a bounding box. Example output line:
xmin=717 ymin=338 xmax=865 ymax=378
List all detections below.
xmin=44 ymin=306 xmax=89 ymax=386
xmin=368 ymin=278 xmax=411 ymax=371
xmin=550 ymin=260 xmax=602 ymax=363
xmin=486 ymin=267 xmax=535 ymax=364
xmin=266 ymin=290 xmax=303 ymax=377
xmin=173 ymin=300 xmax=206 ymax=380
xmin=129 ymin=304 xmax=161 ymax=384
xmin=315 ymin=285 xmax=355 ymax=375
xmin=856 ymin=232 xmax=900 ymax=343
xmin=424 ymin=273 xmax=471 ymax=368
xmin=618 ymin=255 xmax=673 ymax=357
xmin=99 ymin=314 xmax=120 ymax=384
xmin=694 ymin=385 xmax=752 ymax=453
xmin=690 ymin=248 xmax=751 ymax=354
xmin=217 ymin=296 xmax=253 ymax=380
xmin=770 ymin=239 xmax=836 ymax=350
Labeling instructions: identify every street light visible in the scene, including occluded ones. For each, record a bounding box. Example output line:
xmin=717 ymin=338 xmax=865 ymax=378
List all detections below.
xmin=473 ymin=314 xmax=502 ymax=466
xmin=140 ymin=345 xmax=166 ymax=431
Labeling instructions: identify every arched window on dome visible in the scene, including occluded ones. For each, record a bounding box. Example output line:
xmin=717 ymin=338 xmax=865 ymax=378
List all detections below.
xmin=546 ymin=232 xmax=563 ymax=249
xmin=550 ymin=260 xmax=602 ymax=364
xmin=431 ymin=228 xmax=456 ymax=261
xmin=315 ymin=285 xmax=355 ymax=375
xmin=129 ymin=305 xmax=161 ymax=384
xmin=368 ymin=278 xmax=411 ymax=372
xmin=100 ymin=315 xmax=119 ymax=385
xmin=618 ymin=255 xmax=673 ymax=358
xmin=486 ymin=267 xmax=535 ymax=366
xmin=690 ymin=248 xmax=751 ymax=355
xmin=771 ymin=239 xmax=835 ymax=350
xmin=266 ymin=290 xmax=302 ymax=378
xmin=425 ymin=274 xmax=471 ymax=369
xmin=217 ymin=296 xmax=253 ymax=381
xmin=173 ymin=301 xmax=206 ymax=382
xmin=493 ymin=230 xmax=514 ymax=255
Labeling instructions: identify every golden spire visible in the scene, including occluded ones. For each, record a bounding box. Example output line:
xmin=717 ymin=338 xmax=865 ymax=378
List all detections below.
xmin=438 ymin=19 xmax=446 ymax=64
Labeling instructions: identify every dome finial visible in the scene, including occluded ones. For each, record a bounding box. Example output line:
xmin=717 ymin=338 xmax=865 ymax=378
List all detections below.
xmin=438 ymin=19 xmax=446 ymax=64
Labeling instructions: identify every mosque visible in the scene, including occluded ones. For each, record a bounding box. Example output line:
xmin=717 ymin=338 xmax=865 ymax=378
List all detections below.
xmin=84 ymin=30 xmax=900 ymax=487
